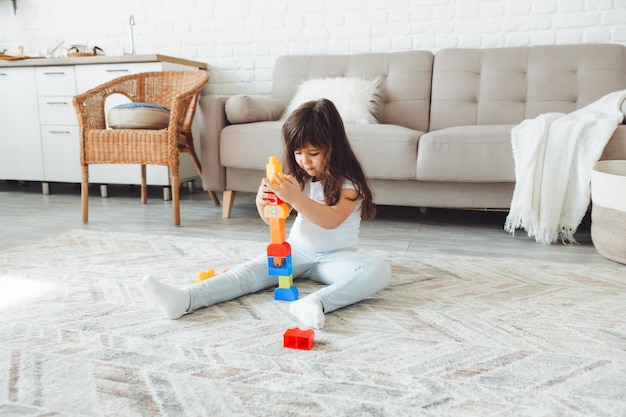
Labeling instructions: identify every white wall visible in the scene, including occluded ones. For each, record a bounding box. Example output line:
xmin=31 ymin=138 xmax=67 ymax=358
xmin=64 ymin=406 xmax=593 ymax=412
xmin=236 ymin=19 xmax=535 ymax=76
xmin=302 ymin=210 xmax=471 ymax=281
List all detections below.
xmin=1 ymin=0 xmax=625 ymax=95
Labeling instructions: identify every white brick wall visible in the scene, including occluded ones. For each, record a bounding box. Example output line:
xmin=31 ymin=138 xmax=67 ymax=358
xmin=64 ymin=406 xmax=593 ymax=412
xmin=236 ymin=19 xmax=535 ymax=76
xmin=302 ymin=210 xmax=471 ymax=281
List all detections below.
xmin=1 ymin=0 xmax=625 ymax=95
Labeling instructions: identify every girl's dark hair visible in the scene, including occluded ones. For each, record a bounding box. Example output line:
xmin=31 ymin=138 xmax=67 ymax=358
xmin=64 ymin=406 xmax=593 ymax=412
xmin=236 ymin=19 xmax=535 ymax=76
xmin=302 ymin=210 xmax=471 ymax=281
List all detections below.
xmin=281 ymin=98 xmax=376 ymax=220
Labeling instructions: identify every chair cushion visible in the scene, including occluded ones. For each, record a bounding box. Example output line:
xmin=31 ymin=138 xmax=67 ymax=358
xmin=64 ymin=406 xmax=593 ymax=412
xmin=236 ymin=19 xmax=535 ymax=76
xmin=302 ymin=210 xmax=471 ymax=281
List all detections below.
xmin=107 ymin=102 xmax=170 ymax=129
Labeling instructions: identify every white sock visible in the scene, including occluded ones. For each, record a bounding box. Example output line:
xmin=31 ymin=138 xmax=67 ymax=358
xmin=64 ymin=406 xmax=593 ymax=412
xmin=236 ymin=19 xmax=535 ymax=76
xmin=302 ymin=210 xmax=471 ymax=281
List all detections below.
xmin=289 ymin=295 xmax=325 ymax=329
xmin=140 ymin=275 xmax=190 ymax=319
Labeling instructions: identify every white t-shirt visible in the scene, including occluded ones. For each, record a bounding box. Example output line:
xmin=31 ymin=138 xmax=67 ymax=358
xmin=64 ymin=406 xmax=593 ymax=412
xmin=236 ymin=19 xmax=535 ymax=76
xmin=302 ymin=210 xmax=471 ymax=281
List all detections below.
xmin=288 ymin=179 xmax=362 ymax=252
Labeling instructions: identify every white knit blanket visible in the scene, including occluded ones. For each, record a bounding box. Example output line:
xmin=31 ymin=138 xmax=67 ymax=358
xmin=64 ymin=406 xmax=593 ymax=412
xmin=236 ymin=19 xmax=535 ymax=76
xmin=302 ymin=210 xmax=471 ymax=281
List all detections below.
xmin=505 ymin=89 xmax=626 ymax=245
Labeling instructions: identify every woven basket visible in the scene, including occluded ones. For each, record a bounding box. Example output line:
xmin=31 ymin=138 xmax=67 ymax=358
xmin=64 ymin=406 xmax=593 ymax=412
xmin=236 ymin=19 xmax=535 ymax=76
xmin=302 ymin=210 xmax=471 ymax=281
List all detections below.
xmin=591 ymin=160 xmax=626 ymax=264
xmin=67 ymin=46 xmax=104 ymax=58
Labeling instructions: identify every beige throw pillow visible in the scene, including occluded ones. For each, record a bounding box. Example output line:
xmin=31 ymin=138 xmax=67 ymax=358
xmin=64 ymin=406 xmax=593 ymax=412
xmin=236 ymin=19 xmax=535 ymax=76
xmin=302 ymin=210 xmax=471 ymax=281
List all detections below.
xmin=225 ymin=95 xmax=286 ymax=124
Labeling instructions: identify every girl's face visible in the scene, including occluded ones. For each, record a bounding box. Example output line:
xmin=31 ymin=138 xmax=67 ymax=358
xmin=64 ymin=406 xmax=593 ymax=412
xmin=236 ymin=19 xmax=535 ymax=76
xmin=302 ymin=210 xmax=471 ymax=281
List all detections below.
xmin=294 ymin=144 xmax=326 ymax=179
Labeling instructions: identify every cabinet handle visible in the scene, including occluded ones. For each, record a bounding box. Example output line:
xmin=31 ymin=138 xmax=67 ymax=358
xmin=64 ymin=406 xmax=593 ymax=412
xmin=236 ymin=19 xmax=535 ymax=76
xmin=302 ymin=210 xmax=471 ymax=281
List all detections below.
xmin=106 ymin=69 xmax=130 ymax=73
xmin=0 ymin=73 xmax=7 ymax=77
xmin=46 ymin=101 xmax=69 ymax=105
xmin=44 ymin=72 xmax=67 ymax=76
xmin=49 ymin=130 xmax=72 ymax=134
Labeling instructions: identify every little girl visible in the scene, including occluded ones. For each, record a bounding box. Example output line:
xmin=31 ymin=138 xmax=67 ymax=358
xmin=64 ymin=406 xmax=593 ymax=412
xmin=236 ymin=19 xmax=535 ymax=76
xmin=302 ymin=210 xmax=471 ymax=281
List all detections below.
xmin=141 ymin=98 xmax=391 ymax=329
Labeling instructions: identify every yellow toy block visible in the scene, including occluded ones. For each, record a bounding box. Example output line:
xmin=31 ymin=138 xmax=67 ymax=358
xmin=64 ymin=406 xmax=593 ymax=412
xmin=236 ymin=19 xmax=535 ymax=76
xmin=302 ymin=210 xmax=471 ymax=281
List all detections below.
xmin=195 ymin=268 xmax=216 ymax=283
xmin=266 ymin=156 xmax=283 ymax=184
xmin=278 ymin=274 xmax=294 ymax=288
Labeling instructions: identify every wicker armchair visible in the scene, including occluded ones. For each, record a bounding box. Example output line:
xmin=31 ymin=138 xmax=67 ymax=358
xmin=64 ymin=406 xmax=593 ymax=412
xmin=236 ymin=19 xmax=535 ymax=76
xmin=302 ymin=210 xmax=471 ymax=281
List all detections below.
xmin=73 ymin=70 xmax=218 ymax=226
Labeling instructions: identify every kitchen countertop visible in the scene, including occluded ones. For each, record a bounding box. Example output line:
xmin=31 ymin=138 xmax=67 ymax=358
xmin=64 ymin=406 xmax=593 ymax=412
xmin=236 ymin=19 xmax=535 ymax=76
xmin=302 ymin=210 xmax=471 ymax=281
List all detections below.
xmin=0 ymin=54 xmax=207 ymax=69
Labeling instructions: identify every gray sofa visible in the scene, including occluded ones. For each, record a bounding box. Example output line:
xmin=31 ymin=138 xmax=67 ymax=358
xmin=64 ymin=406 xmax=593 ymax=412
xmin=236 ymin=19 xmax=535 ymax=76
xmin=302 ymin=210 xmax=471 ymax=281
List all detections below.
xmin=199 ymin=43 xmax=626 ymax=218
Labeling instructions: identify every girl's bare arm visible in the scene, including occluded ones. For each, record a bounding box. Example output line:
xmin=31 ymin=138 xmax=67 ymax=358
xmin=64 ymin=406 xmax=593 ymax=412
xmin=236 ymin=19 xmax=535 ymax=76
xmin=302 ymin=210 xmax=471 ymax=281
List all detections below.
xmin=267 ymin=175 xmax=358 ymax=229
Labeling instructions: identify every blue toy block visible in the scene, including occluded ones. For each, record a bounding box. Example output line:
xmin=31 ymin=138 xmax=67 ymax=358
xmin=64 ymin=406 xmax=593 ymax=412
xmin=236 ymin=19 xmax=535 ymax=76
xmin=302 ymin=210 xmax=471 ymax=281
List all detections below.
xmin=274 ymin=286 xmax=298 ymax=301
xmin=268 ymin=254 xmax=292 ymax=276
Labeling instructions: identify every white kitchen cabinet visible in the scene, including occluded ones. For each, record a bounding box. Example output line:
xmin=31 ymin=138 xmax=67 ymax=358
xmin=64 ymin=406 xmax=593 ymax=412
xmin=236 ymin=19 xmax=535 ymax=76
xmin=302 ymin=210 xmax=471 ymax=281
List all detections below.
xmin=40 ymin=127 xmax=80 ymax=183
xmin=35 ymin=66 xmax=76 ymax=96
xmin=0 ymin=67 xmax=45 ymax=181
xmin=35 ymin=66 xmax=80 ymax=186
xmin=1 ymin=55 xmax=207 ymax=195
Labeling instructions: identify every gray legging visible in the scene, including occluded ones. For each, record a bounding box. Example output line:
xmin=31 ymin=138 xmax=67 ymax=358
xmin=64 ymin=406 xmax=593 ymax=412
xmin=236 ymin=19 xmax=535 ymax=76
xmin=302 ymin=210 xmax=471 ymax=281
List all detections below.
xmin=186 ymin=244 xmax=391 ymax=314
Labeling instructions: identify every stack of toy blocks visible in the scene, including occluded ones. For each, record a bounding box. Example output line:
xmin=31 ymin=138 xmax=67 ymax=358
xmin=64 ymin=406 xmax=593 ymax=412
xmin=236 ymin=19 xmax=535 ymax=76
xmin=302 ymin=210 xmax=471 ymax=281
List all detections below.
xmin=264 ymin=156 xmax=298 ymax=301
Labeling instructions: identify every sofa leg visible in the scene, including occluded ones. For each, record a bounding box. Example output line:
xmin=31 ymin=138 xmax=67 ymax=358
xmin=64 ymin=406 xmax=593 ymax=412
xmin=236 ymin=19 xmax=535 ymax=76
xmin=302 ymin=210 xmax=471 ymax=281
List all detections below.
xmin=420 ymin=207 xmax=428 ymax=214
xmin=208 ymin=190 xmax=220 ymax=206
xmin=222 ymin=190 xmax=236 ymax=218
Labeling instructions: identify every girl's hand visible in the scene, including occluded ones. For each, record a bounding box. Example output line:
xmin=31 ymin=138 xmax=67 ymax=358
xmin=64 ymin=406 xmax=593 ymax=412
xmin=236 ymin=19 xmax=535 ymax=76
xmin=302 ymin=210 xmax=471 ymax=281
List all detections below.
xmin=256 ymin=180 xmax=276 ymax=207
xmin=265 ymin=174 xmax=301 ymax=205
xmin=256 ymin=179 xmax=285 ymax=223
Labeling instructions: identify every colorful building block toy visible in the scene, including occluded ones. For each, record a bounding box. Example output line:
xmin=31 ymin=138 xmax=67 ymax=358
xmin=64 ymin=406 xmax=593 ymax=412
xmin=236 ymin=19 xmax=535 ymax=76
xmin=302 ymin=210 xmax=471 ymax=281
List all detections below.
xmin=264 ymin=156 xmax=298 ymax=301
xmin=283 ymin=327 xmax=315 ymax=350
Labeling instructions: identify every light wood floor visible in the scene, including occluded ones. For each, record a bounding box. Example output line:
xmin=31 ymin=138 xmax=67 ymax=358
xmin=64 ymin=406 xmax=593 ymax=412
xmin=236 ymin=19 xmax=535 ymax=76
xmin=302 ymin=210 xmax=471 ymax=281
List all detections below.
xmin=0 ymin=180 xmax=616 ymax=267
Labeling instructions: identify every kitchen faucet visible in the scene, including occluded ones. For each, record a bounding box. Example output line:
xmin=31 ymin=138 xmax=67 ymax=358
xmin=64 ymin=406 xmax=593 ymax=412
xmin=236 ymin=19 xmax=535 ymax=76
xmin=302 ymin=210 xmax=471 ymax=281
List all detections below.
xmin=128 ymin=14 xmax=135 ymax=55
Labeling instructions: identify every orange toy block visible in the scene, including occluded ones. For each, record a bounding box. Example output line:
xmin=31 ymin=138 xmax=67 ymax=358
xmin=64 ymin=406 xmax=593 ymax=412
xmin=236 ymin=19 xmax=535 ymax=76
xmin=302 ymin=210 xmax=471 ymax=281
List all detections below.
xmin=264 ymin=203 xmax=290 ymax=219
xmin=283 ymin=327 xmax=315 ymax=350
xmin=269 ymin=217 xmax=286 ymax=244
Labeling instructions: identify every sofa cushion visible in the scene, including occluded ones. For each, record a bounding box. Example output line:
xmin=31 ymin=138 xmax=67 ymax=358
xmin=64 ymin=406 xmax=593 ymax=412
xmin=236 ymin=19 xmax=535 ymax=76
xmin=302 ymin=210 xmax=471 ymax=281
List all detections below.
xmin=282 ymin=76 xmax=382 ymax=124
xmin=220 ymin=122 xmax=423 ymax=180
xmin=430 ymin=44 xmax=626 ymax=131
xmin=416 ymin=125 xmax=516 ymax=182
xmin=345 ymin=124 xmax=422 ymax=179
xmin=221 ymin=122 xmax=285 ymax=170
xmin=225 ymin=95 xmax=286 ymax=124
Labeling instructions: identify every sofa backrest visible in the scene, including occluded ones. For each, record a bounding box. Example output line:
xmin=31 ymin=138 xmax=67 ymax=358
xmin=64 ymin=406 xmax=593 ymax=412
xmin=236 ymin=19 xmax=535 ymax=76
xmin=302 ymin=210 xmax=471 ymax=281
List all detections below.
xmin=272 ymin=51 xmax=434 ymax=132
xmin=429 ymin=43 xmax=626 ymax=131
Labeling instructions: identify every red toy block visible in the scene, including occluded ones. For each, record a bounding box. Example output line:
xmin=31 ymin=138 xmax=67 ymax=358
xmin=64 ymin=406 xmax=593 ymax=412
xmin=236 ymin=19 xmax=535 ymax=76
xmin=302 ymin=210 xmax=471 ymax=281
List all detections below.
xmin=283 ymin=327 xmax=315 ymax=350
xmin=267 ymin=192 xmax=284 ymax=206
xmin=267 ymin=241 xmax=291 ymax=257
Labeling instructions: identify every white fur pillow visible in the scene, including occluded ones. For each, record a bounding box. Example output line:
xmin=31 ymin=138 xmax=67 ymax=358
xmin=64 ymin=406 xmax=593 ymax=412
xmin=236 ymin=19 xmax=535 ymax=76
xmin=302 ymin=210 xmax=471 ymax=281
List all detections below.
xmin=282 ymin=76 xmax=382 ymax=124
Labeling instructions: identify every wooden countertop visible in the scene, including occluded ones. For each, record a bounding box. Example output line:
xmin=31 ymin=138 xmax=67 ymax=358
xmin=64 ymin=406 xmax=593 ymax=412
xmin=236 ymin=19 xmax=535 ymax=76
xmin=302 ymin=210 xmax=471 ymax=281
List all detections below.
xmin=0 ymin=54 xmax=207 ymax=69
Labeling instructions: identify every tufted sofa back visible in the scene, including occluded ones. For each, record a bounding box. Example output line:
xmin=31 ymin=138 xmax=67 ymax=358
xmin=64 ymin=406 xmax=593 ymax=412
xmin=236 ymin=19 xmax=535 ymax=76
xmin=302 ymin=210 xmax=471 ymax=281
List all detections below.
xmin=429 ymin=43 xmax=626 ymax=131
xmin=272 ymin=51 xmax=434 ymax=133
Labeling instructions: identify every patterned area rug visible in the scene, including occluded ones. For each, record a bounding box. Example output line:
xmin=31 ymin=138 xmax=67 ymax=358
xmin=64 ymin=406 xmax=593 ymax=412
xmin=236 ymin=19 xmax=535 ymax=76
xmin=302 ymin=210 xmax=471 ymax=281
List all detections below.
xmin=1 ymin=230 xmax=625 ymax=417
